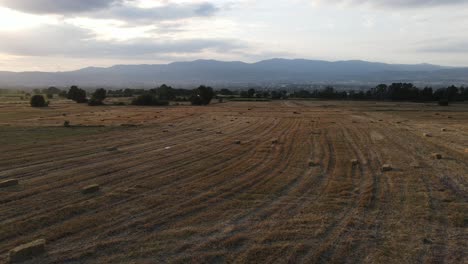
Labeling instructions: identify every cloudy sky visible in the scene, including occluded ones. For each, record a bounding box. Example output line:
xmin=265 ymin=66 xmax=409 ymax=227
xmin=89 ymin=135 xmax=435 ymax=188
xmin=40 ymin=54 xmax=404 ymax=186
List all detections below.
xmin=0 ymin=0 xmax=467 ymax=71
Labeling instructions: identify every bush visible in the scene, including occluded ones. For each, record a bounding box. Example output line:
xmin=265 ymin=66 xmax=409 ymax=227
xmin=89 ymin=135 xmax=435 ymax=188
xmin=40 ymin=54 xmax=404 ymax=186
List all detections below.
xmin=438 ymin=99 xmax=449 ymax=106
xmin=92 ymin=88 xmax=107 ymax=101
xmin=132 ymin=94 xmax=169 ymax=106
xmin=30 ymin=95 xmax=48 ymax=107
xmin=88 ymin=88 xmax=107 ymax=106
xmin=67 ymin=86 xmax=88 ymax=103
xmin=190 ymin=85 xmax=214 ymax=105
xmin=88 ymin=98 xmax=104 ymax=106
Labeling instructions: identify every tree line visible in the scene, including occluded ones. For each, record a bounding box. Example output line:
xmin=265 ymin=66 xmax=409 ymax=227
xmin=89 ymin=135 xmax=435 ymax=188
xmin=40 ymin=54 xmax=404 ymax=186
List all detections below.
xmin=30 ymin=84 xmax=214 ymax=107
xmin=28 ymin=82 xmax=468 ymax=108
xmin=289 ymin=83 xmax=468 ymax=104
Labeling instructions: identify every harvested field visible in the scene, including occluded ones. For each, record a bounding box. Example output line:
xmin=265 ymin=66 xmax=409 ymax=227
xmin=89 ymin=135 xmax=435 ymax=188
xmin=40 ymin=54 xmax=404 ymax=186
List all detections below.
xmin=0 ymin=99 xmax=467 ymax=263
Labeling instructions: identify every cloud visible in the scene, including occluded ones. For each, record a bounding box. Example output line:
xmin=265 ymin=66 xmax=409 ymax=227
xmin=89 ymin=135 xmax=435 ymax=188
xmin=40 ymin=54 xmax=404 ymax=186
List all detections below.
xmin=95 ymin=2 xmax=219 ymax=24
xmin=0 ymin=0 xmax=125 ymax=14
xmin=0 ymin=0 xmax=220 ymax=24
xmin=317 ymin=0 xmax=468 ymax=8
xmin=416 ymin=41 xmax=468 ymax=53
xmin=0 ymin=23 xmax=246 ymax=58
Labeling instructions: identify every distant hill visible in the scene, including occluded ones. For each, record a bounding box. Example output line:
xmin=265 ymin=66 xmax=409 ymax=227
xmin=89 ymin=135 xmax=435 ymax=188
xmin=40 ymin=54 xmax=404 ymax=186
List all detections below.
xmin=1 ymin=59 xmax=467 ymax=88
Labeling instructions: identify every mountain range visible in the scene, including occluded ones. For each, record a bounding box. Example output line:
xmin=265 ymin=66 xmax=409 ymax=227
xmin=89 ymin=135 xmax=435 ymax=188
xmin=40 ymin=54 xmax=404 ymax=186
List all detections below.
xmin=1 ymin=59 xmax=467 ymax=88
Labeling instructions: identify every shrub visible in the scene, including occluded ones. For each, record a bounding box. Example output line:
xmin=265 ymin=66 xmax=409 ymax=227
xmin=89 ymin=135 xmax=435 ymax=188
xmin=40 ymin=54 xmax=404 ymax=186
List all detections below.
xmin=438 ymin=99 xmax=449 ymax=106
xmin=190 ymin=85 xmax=214 ymax=105
xmin=88 ymin=98 xmax=104 ymax=106
xmin=67 ymin=86 xmax=88 ymax=103
xmin=92 ymin=88 xmax=107 ymax=101
xmin=30 ymin=95 xmax=48 ymax=107
xmin=132 ymin=94 xmax=169 ymax=106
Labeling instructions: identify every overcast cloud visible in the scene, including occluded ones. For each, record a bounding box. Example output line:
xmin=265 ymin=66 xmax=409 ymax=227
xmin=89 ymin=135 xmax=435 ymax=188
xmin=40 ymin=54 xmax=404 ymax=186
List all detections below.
xmin=320 ymin=0 xmax=468 ymax=8
xmin=0 ymin=0 xmax=467 ymax=71
xmin=0 ymin=0 xmax=125 ymax=14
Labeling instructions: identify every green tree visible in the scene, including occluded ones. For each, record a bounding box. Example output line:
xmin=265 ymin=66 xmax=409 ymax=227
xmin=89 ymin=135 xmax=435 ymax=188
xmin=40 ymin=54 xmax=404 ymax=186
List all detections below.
xmin=153 ymin=84 xmax=175 ymax=101
xmin=132 ymin=94 xmax=169 ymax=106
xmin=190 ymin=85 xmax=214 ymax=105
xmin=67 ymin=86 xmax=87 ymax=103
xmin=93 ymin=88 xmax=107 ymax=101
xmin=30 ymin=95 xmax=48 ymax=107
xmin=247 ymin=88 xmax=256 ymax=98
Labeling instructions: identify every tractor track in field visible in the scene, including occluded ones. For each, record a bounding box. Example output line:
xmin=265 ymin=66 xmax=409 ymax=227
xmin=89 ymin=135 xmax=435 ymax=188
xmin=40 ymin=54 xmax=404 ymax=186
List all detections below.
xmin=0 ymin=100 xmax=466 ymax=264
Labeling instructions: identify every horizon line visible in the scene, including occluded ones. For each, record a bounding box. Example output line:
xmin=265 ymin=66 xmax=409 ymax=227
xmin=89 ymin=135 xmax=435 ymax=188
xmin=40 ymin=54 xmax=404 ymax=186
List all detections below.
xmin=1 ymin=58 xmax=466 ymax=73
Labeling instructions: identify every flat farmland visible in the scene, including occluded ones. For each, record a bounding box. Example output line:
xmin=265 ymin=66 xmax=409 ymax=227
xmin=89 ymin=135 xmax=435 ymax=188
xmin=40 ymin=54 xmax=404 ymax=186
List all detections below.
xmin=0 ymin=100 xmax=467 ymax=263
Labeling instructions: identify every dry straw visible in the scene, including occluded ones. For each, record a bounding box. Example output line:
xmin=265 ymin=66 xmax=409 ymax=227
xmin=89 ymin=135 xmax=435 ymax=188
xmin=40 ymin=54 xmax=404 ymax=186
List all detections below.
xmin=9 ymin=239 xmax=46 ymax=263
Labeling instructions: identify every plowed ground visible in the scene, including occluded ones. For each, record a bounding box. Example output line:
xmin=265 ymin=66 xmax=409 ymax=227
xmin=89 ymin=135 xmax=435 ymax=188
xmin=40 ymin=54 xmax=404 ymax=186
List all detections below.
xmin=0 ymin=100 xmax=467 ymax=263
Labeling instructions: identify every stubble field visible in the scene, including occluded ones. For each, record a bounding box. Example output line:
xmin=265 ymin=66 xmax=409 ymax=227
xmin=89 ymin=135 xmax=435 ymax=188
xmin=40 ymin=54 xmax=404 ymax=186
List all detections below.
xmin=0 ymin=99 xmax=467 ymax=263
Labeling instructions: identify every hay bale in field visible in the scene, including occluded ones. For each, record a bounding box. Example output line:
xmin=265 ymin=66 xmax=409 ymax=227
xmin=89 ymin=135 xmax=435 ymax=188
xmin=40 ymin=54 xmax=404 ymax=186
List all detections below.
xmin=234 ymin=140 xmax=241 ymax=145
xmin=196 ymin=128 xmax=202 ymax=131
xmin=381 ymin=164 xmax=392 ymax=172
xmin=162 ymin=129 xmax=169 ymax=133
xmin=0 ymin=179 xmax=19 ymax=188
xmin=293 ymin=111 xmax=300 ymax=114
xmin=423 ymin=133 xmax=432 ymax=137
xmin=63 ymin=121 xmax=70 ymax=127
xmin=431 ymin=153 xmax=443 ymax=160
xmin=82 ymin=184 xmax=100 ymax=194
xmin=9 ymin=239 xmax=46 ymax=263
xmin=271 ymin=139 xmax=279 ymax=144
xmin=351 ymin=159 xmax=359 ymax=166
xmin=441 ymin=128 xmax=447 ymax=132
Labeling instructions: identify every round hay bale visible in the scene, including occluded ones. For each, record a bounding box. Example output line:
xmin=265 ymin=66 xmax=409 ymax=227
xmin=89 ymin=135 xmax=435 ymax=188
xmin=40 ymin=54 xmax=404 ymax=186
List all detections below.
xmin=381 ymin=164 xmax=393 ymax=172
xmin=441 ymin=128 xmax=447 ymax=132
xmin=431 ymin=153 xmax=443 ymax=160
xmin=0 ymin=179 xmax=19 ymax=188
xmin=9 ymin=239 xmax=46 ymax=263
xmin=82 ymin=184 xmax=100 ymax=194
xmin=423 ymin=133 xmax=432 ymax=137
xmin=234 ymin=140 xmax=241 ymax=145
